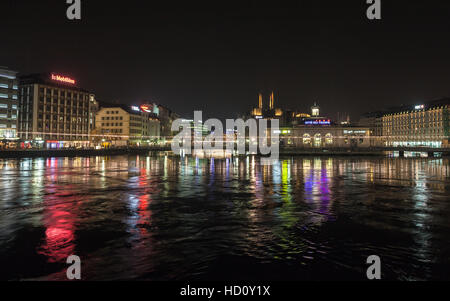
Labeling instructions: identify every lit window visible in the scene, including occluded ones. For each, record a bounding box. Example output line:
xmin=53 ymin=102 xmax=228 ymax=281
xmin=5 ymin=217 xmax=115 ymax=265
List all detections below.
xmin=303 ymin=134 xmax=311 ymax=145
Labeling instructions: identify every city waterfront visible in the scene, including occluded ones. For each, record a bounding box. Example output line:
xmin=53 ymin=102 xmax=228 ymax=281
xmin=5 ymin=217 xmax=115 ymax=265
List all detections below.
xmin=0 ymin=154 xmax=449 ymax=280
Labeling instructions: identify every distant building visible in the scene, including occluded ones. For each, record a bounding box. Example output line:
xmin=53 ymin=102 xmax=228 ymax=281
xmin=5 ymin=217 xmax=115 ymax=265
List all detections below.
xmin=95 ymin=104 xmax=160 ymax=147
xmin=0 ymin=67 xmax=19 ymax=142
xmin=247 ymin=91 xmax=310 ymax=127
xmin=382 ymin=99 xmax=450 ymax=148
xmin=18 ymin=73 xmax=97 ymax=148
xmin=279 ymin=103 xmax=371 ymax=148
xmin=155 ymin=104 xmax=179 ymax=138
xmin=357 ymin=111 xmax=384 ymax=146
xmin=359 ymin=98 xmax=450 ymax=148
xmin=124 ymin=102 xmax=179 ymax=138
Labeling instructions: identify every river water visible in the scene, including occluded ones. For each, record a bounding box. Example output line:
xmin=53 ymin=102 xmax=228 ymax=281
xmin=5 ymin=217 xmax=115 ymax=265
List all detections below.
xmin=0 ymin=154 xmax=449 ymax=280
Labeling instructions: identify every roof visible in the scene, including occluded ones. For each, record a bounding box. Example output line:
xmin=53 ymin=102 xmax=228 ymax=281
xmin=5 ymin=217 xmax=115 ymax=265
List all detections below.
xmin=18 ymin=73 xmax=91 ymax=93
xmin=98 ymin=102 xmax=159 ymax=118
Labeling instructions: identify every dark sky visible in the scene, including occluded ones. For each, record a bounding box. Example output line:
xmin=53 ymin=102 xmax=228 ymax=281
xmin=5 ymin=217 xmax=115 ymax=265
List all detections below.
xmin=1 ymin=0 xmax=450 ymax=121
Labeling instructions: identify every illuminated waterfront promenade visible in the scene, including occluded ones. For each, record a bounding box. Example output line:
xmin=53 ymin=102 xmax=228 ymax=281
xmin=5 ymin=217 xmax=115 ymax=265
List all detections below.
xmin=0 ymin=145 xmax=449 ymax=159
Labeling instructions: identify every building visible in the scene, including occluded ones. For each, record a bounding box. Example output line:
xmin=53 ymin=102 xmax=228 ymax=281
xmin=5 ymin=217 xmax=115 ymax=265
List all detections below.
xmin=153 ymin=104 xmax=179 ymax=138
xmin=357 ymin=111 xmax=384 ymax=146
xmin=95 ymin=104 xmax=160 ymax=147
xmin=382 ymin=99 xmax=450 ymax=148
xmin=0 ymin=67 xmax=19 ymax=144
xmin=279 ymin=103 xmax=371 ymax=148
xmin=249 ymin=91 xmax=284 ymax=120
xmin=247 ymin=92 xmax=310 ymax=127
xmin=18 ymin=73 xmax=97 ymax=148
xmin=127 ymin=102 xmax=179 ymax=138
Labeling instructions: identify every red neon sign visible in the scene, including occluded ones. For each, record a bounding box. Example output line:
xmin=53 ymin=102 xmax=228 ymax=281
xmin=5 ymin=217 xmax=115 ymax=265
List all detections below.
xmin=51 ymin=74 xmax=76 ymax=85
xmin=140 ymin=104 xmax=153 ymax=113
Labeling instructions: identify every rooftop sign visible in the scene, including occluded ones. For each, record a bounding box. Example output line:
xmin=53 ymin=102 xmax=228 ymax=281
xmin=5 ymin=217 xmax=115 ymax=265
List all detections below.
xmin=305 ymin=120 xmax=331 ymax=125
xmin=51 ymin=74 xmax=76 ymax=85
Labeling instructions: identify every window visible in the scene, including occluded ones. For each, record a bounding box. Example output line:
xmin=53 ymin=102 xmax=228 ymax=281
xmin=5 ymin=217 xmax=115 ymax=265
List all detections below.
xmin=303 ymin=134 xmax=311 ymax=145
xmin=0 ymin=84 xmax=8 ymax=89
xmin=0 ymin=94 xmax=8 ymax=98
xmin=314 ymin=134 xmax=322 ymax=147
xmin=0 ymin=104 xmax=8 ymax=109
xmin=325 ymin=133 xmax=333 ymax=145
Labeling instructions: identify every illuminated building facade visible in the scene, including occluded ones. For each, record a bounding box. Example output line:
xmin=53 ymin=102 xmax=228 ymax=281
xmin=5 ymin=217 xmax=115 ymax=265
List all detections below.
xmin=247 ymin=91 xmax=310 ymax=127
xmin=95 ymin=104 xmax=160 ymax=146
xmin=278 ymin=103 xmax=371 ymax=148
xmin=382 ymin=99 xmax=450 ymax=148
xmin=0 ymin=67 xmax=19 ymax=141
xmin=281 ymin=127 xmax=371 ymax=148
xmin=249 ymin=91 xmax=284 ymax=120
xmin=18 ymin=73 xmax=97 ymax=148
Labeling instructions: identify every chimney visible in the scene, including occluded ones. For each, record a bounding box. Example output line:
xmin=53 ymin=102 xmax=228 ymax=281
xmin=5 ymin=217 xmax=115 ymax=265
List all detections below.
xmin=270 ymin=92 xmax=274 ymax=110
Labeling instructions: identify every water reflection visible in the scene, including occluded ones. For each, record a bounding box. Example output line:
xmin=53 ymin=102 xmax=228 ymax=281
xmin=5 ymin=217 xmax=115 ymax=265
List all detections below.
xmin=0 ymin=155 xmax=449 ymax=280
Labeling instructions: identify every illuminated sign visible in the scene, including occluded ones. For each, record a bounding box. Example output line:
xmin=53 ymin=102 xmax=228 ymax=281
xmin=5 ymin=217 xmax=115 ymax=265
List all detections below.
xmin=415 ymin=105 xmax=425 ymax=110
xmin=305 ymin=120 xmax=331 ymax=125
xmin=131 ymin=106 xmax=140 ymax=112
xmin=255 ymin=116 xmax=263 ymax=119
xmin=51 ymin=74 xmax=76 ymax=85
xmin=140 ymin=104 xmax=153 ymax=113
xmin=344 ymin=130 xmax=367 ymax=135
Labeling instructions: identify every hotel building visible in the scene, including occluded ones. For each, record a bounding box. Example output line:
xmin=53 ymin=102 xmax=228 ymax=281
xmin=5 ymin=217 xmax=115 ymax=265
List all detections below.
xmin=0 ymin=67 xmax=19 ymax=141
xmin=18 ymin=73 xmax=97 ymax=148
xmin=95 ymin=104 xmax=160 ymax=147
xmin=382 ymin=99 xmax=450 ymax=148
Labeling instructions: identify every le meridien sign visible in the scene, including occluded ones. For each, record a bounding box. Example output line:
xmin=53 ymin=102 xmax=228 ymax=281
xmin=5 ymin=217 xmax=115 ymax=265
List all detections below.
xmin=51 ymin=74 xmax=76 ymax=85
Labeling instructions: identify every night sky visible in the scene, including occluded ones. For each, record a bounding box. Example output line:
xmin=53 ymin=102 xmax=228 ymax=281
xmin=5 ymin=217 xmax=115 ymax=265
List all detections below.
xmin=1 ymin=0 xmax=450 ymax=121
